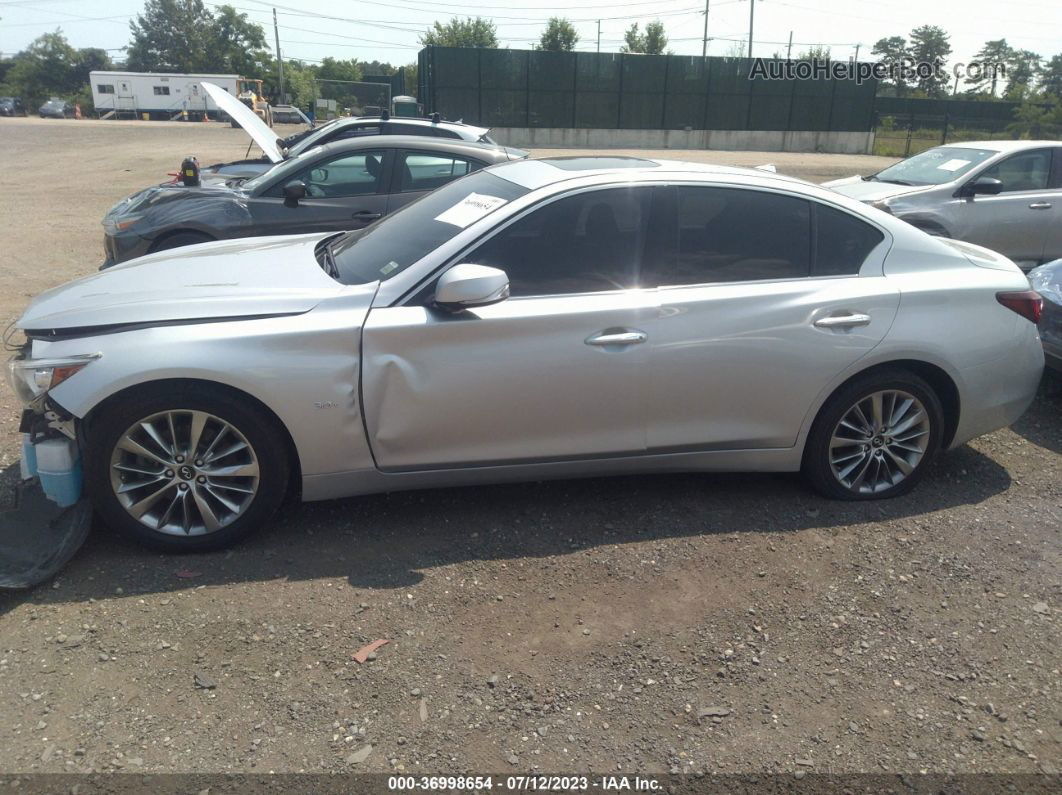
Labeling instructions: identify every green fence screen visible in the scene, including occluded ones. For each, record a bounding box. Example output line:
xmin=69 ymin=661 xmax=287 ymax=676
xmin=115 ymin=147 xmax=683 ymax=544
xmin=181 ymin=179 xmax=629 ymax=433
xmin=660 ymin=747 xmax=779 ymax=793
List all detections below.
xmin=417 ymin=47 xmax=879 ymax=132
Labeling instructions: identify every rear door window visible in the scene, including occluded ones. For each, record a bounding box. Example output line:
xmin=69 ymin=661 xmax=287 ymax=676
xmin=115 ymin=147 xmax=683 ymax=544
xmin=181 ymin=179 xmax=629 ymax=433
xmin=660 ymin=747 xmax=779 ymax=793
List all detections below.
xmin=399 ymin=151 xmax=480 ymax=192
xmin=645 ymin=186 xmax=811 ymax=286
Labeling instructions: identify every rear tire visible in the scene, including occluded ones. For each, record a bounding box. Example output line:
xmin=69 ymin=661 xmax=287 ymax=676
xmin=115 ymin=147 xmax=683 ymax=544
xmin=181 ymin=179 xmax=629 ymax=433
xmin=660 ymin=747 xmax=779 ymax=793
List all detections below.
xmin=802 ymin=368 xmax=944 ymax=500
xmin=149 ymin=231 xmax=213 ymax=254
xmin=84 ymin=383 xmax=290 ymax=552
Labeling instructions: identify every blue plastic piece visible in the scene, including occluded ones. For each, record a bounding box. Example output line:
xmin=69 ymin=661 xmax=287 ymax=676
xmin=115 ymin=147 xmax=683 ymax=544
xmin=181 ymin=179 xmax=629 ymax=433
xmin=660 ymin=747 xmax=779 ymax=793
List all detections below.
xmin=20 ymin=435 xmax=38 ymax=480
xmin=38 ymin=459 xmax=83 ymax=508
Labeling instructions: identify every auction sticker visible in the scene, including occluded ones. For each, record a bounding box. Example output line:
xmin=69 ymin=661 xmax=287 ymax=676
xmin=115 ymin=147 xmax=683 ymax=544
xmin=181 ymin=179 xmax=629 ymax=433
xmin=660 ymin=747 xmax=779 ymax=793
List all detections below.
xmin=434 ymin=193 xmax=508 ymax=228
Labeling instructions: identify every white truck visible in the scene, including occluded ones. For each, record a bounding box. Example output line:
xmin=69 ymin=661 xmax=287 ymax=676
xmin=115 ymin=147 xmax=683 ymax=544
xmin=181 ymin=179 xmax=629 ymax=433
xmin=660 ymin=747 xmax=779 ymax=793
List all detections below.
xmin=89 ymin=71 xmax=239 ymax=120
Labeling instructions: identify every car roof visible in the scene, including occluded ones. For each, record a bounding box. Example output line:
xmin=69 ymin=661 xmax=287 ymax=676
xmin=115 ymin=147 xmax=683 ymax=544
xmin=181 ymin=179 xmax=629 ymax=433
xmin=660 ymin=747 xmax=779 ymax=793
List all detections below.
xmin=303 ymin=135 xmax=512 ymax=161
xmin=936 ymin=140 xmax=1062 ymax=153
xmin=332 ymin=116 xmax=489 ymax=137
xmin=489 ymin=156 xmax=808 ymax=191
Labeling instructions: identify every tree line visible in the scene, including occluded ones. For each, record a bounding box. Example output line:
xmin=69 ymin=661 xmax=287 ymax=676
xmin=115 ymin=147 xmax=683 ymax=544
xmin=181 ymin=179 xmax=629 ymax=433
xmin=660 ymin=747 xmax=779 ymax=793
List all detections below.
xmin=0 ymin=0 xmax=417 ymax=112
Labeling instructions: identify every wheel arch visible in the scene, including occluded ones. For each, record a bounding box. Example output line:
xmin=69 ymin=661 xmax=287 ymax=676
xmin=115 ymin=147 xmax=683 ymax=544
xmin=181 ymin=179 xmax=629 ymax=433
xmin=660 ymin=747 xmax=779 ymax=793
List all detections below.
xmin=146 ymin=228 xmax=216 ymax=253
xmin=808 ymin=359 xmax=961 ymax=452
xmin=80 ymin=377 xmax=303 ymax=495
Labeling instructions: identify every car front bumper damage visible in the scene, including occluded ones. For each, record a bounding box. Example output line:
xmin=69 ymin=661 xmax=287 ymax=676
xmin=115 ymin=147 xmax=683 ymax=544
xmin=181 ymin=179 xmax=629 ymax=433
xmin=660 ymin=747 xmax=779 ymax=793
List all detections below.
xmin=1 ymin=405 xmax=92 ymax=589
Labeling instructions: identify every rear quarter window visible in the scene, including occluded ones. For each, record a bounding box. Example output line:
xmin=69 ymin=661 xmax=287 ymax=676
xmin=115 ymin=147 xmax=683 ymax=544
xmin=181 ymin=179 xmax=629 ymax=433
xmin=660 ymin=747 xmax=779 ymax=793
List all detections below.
xmin=813 ymin=205 xmax=884 ymax=276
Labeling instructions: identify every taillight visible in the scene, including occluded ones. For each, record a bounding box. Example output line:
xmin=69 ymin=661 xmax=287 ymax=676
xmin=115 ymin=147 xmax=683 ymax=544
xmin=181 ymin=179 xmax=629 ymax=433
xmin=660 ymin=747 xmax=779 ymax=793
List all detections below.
xmin=996 ymin=290 xmax=1043 ymax=324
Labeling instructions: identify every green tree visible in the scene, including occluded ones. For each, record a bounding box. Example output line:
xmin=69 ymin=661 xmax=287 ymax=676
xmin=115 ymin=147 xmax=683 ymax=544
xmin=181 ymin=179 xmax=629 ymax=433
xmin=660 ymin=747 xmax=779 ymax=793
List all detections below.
xmin=908 ymin=24 xmax=951 ymax=97
xmin=206 ymin=5 xmax=271 ymax=76
xmin=621 ymin=21 xmax=668 ymax=55
xmin=7 ymin=30 xmax=78 ymax=107
xmin=281 ymin=60 xmax=317 ymax=111
xmin=643 ymin=21 xmax=668 ymax=55
xmin=1004 ymin=49 xmax=1041 ymax=101
xmin=316 ymin=57 xmax=372 ymax=112
xmin=967 ymin=39 xmax=1012 ymax=96
xmin=1007 ymin=96 xmax=1062 ymax=138
xmin=403 ymin=61 xmax=418 ymax=97
xmin=1041 ymin=54 xmax=1062 ymax=100
xmin=871 ymin=35 xmax=910 ymax=96
xmin=796 ymin=45 xmax=831 ymax=61
xmin=539 ymin=17 xmax=579 ymax=52
xmin=420 ymin=17 xmax=498 ymax=48
xmin=127 ymin=0 xmax=213 ymax=73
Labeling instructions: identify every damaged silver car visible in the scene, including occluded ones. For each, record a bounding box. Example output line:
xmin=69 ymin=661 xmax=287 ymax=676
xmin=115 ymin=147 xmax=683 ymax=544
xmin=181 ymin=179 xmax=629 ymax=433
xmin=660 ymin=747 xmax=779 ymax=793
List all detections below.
xmin=9 ymin=157 xmax=1044 ymax=553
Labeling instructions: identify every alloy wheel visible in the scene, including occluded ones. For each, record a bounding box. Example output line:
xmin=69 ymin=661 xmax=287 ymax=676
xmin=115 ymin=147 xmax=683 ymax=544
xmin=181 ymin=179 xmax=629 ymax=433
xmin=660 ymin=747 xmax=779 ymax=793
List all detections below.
xmin=109 ymin=410 xmax=260 ymax=536
xmin=828 ymin=389 xmax=930 ymax=495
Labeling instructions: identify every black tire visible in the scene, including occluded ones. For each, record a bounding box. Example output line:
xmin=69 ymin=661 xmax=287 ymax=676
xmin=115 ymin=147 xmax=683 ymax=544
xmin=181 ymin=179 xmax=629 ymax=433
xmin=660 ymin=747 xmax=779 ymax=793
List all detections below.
xmin=149 ymin=231 xmax=213 ymax=253
xmin=84 ymin=382 xmax=290 ymax=552
xmin=802 ymin=368 xmax=944 ymax=501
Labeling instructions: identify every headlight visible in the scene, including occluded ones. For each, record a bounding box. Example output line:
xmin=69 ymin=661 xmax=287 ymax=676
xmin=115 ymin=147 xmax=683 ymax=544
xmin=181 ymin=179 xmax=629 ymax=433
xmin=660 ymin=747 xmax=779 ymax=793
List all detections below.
xmin=102 ymin=213 xmax=144 ymax=234
xmin=6 ymin=353 xmax=100 ymax=406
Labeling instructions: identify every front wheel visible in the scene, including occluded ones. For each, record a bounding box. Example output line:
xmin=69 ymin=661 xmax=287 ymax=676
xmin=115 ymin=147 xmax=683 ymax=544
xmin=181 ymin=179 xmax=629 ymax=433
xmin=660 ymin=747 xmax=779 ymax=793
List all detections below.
xmin=802 ymin=369 xmax=944 ymax=500
xmin=84 ymin=384 xmax=290 ymax=551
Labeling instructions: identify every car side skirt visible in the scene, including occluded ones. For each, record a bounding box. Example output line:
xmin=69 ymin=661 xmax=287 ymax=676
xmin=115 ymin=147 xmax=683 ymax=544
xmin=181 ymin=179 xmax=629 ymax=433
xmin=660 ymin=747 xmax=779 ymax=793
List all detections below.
xmin=300 ymin=446 xmax=802 ymax=502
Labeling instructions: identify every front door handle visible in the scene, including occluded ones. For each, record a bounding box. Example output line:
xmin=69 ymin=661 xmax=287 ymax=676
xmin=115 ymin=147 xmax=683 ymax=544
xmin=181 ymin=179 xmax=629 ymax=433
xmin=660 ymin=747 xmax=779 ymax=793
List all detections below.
xmin=814 ymin=313 xmax=872 ymax=329
xmin=585 ymin=329 xmax=648 ymax=347
xmin=1029 ymin=202 xmax=1052 ymax=210
xmin=352 ymin=211 xmax=382 ymax=221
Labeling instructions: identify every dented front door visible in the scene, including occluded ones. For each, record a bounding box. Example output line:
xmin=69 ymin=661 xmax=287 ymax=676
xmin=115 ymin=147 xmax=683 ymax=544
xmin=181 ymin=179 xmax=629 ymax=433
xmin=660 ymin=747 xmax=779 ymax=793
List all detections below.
xmin=359 ymin=292 xmax=655 ymax=471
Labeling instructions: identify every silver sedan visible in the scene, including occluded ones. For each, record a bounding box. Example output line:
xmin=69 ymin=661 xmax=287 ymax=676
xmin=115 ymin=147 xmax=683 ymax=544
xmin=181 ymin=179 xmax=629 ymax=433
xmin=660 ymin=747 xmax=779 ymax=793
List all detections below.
xmin=8 ymin=157 xmax=1045 ymax=551
xmin=824 ymin=140 xmax=1062 ymax=270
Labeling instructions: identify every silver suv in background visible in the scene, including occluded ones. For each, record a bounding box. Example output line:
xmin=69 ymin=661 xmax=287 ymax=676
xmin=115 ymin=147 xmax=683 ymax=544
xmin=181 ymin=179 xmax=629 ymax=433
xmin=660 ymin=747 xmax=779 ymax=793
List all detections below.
xmin=824 ymin=140 xmax=1062 ymax=270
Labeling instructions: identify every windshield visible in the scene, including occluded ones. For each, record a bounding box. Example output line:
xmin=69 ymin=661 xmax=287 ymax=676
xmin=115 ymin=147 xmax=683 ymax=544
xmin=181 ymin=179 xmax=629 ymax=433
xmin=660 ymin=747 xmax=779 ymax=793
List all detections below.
xmin=479 ymin=133 xmax=497 ymax=145
xmin=331 ymin=170 xmax=529 ymax=285
xmin=871 ymin=146 xmax=998 ymax=186
xmin=281 ymin=119 xmax=338 ymax=154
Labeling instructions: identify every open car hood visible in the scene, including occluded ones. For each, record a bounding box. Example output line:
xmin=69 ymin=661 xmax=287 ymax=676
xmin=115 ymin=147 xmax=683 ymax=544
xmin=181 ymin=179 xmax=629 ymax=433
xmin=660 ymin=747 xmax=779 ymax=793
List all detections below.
xmin=202 ymin=81 xmax=283 ymax=164
xmin=18 ymin=234 xmax=342 ymax=333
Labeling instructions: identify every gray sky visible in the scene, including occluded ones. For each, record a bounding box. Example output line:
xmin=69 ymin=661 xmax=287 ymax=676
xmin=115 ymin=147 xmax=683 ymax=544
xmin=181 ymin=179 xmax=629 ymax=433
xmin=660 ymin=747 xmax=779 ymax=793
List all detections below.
xmin=1 ymin=0 xmax=1060 ymax=73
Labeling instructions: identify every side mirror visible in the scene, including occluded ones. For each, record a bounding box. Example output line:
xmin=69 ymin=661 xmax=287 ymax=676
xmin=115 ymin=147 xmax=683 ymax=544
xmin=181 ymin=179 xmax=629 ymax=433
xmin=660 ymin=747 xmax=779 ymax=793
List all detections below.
xmin=283 ymin=180 xmax=307 ymax=207
xmin=434 ymin=264 xmax=510 ymax=311
xmin=966 ymin=176 xmax=1003 ymax=197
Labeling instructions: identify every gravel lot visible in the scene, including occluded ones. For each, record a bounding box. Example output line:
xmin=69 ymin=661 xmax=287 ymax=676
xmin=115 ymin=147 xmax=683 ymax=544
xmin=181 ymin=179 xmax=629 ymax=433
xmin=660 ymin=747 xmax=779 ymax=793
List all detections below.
xmin=0 ymin=117 xmax=1058 ymax=778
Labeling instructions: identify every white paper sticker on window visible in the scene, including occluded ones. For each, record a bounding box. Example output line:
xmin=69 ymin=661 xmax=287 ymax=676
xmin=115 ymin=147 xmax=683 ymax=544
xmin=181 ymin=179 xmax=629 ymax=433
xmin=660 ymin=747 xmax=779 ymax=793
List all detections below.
xmin=434 ymin=193 xmax=508 ymax=228
xmin=936 ymin=158 xmax=971 ymax=172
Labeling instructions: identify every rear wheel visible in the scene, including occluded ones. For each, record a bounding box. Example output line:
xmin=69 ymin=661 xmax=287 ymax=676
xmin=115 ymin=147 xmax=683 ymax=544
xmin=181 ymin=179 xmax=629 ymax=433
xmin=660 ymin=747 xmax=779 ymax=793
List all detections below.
xmin=802 ymin=369 xmax=943 ymax=500
xmin=85 ymin=384 xmax=289 ymax=551
xmin=149 ymin=231 xmax=213 ymax=254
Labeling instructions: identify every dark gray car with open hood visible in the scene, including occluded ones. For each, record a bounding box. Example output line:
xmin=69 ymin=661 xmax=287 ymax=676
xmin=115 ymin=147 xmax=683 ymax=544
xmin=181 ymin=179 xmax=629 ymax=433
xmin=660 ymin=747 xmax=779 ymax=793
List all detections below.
xmin=102 ymin=136 xmax=525 ymax=267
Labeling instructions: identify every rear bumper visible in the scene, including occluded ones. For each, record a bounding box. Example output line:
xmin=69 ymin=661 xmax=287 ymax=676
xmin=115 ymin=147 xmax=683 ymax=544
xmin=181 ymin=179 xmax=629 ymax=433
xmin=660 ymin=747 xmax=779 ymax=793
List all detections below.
xmin=949 ymin=327 xmax=1044 ymax=448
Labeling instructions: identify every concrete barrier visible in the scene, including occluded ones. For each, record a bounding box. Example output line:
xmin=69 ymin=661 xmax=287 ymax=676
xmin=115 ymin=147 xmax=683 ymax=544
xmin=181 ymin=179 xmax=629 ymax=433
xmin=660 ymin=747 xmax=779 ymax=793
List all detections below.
xmin=492 ymin=127 xmax=876 ymax=154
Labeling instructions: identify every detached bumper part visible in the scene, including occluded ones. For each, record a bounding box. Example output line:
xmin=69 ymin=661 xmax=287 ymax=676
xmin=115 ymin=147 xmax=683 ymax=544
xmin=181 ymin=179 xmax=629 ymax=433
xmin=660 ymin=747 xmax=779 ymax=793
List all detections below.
xmin=0 ymin=434 xmax=91 ymax=589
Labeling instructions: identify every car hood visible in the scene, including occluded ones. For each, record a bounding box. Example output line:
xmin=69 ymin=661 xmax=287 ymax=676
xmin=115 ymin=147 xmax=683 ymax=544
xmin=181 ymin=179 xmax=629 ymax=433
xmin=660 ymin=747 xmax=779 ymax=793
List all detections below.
xmin=19 ymin=233 xmax=343 ymax=333
xmin=821 ymin=175 xmax=932 ymax=202
xmin=202 ymin=81 xmax=283 ymax=163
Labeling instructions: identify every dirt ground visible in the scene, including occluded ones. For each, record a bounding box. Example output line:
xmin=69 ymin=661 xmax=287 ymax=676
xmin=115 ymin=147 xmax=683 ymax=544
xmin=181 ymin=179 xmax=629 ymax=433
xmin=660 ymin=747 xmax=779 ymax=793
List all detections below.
xmin=0 ymin=117 xmax=1058 ymax=778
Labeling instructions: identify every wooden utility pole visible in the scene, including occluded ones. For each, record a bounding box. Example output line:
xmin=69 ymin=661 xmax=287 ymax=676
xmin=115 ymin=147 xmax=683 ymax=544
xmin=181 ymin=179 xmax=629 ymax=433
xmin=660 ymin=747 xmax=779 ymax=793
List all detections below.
xmin=701 ymin=0 xmax=710 ymax=57
xmin=597 ymin=20 xmax=601 ymax=52
xmin=786 ymin=31 xmax=793 ymax=59
xmin=747 ymin=0 xmax=755 ymax=58
xmin=273 ymin=8 xmax=285 ymax=100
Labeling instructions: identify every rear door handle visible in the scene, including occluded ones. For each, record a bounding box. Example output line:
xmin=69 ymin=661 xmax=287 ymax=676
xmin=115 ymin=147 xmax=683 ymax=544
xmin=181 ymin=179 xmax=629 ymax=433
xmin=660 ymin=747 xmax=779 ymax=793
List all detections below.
xmin=352 ymin=211 xmax=382 ymax=221
xmin=814 ymin=313 xmax=872 ymax=329
xmin=585 ymin=329 xmax=648 ymax=347
xmin=1029 ymin=202 xmax=1052 ymax=210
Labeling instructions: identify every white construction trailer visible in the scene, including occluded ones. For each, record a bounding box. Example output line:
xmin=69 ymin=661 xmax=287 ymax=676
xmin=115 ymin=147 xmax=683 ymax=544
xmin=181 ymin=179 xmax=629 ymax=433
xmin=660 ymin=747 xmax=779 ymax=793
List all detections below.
xmin=89 ymin=71 xmax=239 ymax=120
